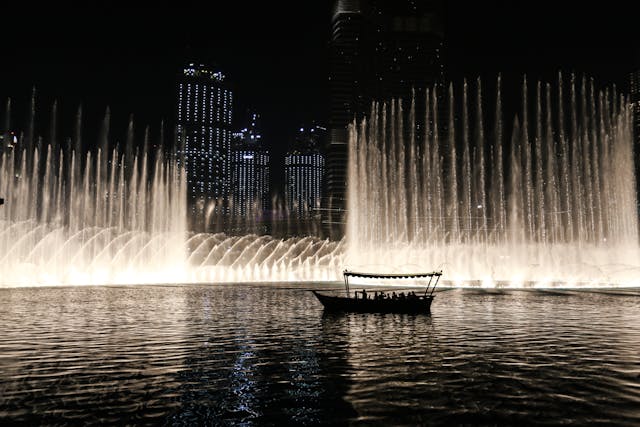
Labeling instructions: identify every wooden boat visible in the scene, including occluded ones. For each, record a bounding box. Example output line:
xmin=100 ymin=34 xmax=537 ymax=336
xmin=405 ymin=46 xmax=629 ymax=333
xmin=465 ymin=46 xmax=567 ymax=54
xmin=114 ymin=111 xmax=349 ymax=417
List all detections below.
xmin=312 ymin=270 xmax=442 ymax=314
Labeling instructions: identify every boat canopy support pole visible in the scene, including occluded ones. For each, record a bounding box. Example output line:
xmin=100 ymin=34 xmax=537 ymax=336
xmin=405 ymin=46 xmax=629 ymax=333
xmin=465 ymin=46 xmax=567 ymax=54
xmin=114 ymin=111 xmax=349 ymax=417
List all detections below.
xmin=423 ymin=272 xmax=442 ymax=297
xmin=344 ymin=271 xmax=350 ymax=298
xmin=428 ymin=274 xmax=441 ymax=297
xmin=424 ymin=275 xmax=434 ymax=297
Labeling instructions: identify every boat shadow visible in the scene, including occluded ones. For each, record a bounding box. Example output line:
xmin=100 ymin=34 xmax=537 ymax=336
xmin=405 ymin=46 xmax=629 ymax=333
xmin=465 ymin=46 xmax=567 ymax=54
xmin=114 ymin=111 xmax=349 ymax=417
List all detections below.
xmin=317 ymin=309 xmax=439 ymax=423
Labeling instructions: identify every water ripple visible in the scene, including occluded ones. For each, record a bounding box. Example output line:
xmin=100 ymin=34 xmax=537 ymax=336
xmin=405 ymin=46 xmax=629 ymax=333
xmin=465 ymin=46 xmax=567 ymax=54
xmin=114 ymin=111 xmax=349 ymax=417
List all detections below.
xmin=1 ymin=285 xmax=639 ymax=425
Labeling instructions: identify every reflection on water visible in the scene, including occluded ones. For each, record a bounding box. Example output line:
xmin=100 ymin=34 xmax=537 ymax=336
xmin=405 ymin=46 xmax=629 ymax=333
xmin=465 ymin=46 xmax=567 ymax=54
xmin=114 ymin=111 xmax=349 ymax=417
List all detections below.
xmin=1 ymin=284 xmax=639 ymax=425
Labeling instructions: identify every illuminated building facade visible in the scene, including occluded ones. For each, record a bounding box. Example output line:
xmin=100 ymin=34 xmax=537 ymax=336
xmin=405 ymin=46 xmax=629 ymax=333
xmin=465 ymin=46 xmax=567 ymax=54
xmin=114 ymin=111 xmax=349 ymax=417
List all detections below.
xmin=176 ymin=62 xmax=233 ymax=229
xmin=324 ymin=0 xmax=444 ymax=238
xmin=230 ymin=112 xmax=270 ymax=219
xmin=285 ymin=125 xmax=326 ymax=218
xmin=325 ymin=0 xmax=365 ymax=238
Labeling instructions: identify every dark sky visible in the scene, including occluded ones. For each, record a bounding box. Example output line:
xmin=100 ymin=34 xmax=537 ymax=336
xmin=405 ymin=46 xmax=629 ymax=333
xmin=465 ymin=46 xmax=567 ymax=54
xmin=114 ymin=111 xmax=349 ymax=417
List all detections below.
xmin=445 ymin=1 xmax=639 ymax=92
xmin=0 ymin=3 xmax=332 ymax=144
xmin=1 ymin=1 xmax=638 ymax=192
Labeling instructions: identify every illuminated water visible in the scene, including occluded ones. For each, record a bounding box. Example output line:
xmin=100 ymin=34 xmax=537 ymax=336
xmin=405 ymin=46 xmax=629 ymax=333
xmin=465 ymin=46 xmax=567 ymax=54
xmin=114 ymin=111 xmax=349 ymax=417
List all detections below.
xmin=1 ymin=284 xmax=639 ymax=425
xmin=346 ymin=75 xmax=640 ymax=286
xmin=0 ymin=103 xmax=343 ymax=286
xmin=1 ymin=74 xmax=639 ymax=287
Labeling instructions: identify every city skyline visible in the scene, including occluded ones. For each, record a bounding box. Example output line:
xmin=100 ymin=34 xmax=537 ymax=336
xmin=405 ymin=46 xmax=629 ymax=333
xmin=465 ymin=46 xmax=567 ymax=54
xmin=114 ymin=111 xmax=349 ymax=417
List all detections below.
xmin=1 ymin=1 xmax=639 ymax=211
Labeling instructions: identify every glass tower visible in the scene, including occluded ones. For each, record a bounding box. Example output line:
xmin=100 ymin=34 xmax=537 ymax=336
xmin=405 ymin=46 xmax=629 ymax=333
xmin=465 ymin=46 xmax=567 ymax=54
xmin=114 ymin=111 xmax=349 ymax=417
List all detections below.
xmin=176 ymin=62 xmax=233 ymax=230
xmin=324 ymin=0 xmax=444 ymax=239
xmin=230 ymin=112 xmax=270 ymax=231
xmin=285 ymin=125 xmax=326 ymax=218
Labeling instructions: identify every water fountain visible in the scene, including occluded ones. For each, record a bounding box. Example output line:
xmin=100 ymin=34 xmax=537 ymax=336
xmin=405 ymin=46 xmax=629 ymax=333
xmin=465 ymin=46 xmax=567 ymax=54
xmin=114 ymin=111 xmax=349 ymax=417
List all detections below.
xmin=345 ymin=74 xmax=640 ymax=287
xmin=0 ymin=96 xmax=344 ymax=286
xmin=0 ymin=99 xmax=189 ymax=286
xmin=2 ymin=74 xmax=638 ymax=287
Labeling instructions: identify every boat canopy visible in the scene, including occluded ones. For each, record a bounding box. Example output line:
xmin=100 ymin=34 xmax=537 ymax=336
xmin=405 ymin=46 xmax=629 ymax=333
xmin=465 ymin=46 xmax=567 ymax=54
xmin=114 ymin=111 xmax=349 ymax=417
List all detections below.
xmin=341 ymin=269 xmax=443 ymax=298
xmin=343 ymin=270 xmax=442 ymax=279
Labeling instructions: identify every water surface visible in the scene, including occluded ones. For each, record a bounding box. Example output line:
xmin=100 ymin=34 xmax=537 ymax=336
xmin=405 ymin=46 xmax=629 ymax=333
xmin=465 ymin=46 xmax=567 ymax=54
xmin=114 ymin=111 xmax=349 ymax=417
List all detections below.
xmin=1 ymin=284 xmax=639 ymax=425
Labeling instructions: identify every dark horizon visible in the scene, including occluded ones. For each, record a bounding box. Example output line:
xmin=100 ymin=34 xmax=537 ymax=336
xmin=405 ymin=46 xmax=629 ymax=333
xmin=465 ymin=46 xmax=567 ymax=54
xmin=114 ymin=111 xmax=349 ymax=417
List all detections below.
xmin=3 ymin=3 xmax=636 ymax=116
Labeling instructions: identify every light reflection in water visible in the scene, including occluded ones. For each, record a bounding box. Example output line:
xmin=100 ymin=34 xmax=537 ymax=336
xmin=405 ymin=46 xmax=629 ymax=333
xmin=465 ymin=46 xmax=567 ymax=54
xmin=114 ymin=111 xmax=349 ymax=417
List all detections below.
xmin=1 ymin=284 xmax=639 ymax=425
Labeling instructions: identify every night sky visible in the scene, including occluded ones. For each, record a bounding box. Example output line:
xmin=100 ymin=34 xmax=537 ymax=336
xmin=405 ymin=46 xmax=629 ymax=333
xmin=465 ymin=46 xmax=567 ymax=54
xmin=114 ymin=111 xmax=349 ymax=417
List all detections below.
xmin=1 ymin=1 xmax=638 ymax=192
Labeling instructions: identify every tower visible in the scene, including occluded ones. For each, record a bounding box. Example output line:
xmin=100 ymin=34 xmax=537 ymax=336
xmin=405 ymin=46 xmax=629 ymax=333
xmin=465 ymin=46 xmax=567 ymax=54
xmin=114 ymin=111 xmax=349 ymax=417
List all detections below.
xmin=230 ymin=111 xmax=270 ymax=234
xmin=285 ymin=125 xmax=326 ymax=235
xmin=324 ymin=0 xmax=445 ymax=239
xmin=176 ymin=62 xmax=233 ymax=231
xmin=325 ymin=0 xmax=365 ymax=240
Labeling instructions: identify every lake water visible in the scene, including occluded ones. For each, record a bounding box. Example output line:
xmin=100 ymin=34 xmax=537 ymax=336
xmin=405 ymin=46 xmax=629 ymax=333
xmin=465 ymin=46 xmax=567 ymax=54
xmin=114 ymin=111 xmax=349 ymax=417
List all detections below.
xmin=1 ymin=283 xmax=639 ymax=426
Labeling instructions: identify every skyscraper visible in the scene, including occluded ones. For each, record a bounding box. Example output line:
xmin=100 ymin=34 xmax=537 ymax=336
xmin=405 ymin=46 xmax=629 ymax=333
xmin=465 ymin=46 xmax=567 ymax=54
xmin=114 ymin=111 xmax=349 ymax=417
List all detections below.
xmin=325 ymin=0 xmax=365 ymax=239
xmin=324 ymin=0 xmax=444 ymax=238
xmin=285 ymin=125 xmax=326 ymax=230
xmin=176 ymin=62 xmax=233 ymax=230
xmin=230 ymin=111 xmax=270 ymax=232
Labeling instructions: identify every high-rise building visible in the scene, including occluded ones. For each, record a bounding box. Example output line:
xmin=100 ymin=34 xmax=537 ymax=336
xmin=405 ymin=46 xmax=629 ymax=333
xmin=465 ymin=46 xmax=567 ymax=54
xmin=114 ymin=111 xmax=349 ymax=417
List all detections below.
xmin=230 ymin=111 xmax=270 ymax=222
xmin=176 ymin=62 xmax=233 ymax=230
xmin=324 ymin=0 xmax=444 ymax=238
xmin=325 ymin=0 xmax=365 ymax=239
xmin=285 ymin=125 xmax=326 ymax=220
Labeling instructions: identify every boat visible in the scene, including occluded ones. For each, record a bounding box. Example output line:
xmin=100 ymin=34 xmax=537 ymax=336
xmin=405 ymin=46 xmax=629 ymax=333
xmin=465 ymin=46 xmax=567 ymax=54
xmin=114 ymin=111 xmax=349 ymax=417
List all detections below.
xmin=312 ymin=270 xmax=442 ymax=314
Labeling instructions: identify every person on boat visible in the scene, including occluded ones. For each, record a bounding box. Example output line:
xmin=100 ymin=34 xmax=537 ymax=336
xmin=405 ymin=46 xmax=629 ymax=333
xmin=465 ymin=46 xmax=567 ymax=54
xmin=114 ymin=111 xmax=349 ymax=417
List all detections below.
xmin=391 ymin=291 xmax=397 ymax=299
xmin=362 ymin=289 xmax=367 ymax=300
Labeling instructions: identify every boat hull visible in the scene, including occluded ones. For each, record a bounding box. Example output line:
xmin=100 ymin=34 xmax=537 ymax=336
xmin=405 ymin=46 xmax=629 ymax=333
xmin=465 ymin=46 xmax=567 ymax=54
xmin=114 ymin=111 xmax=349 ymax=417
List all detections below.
xmin=312 ymin=291 xmax=433 ymax=314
